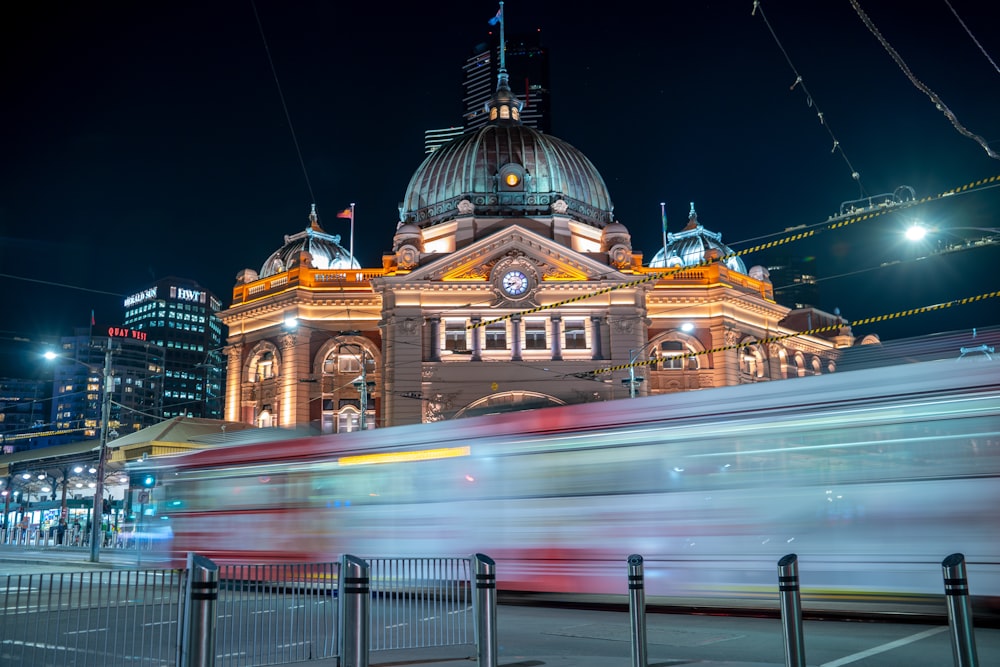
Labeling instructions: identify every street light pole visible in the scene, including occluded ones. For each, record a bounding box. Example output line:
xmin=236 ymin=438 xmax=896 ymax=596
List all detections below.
xmin=352 ymin=348 xmax=375 ymax=431
xmin=626 ymin=349 xmax=643 ymax=398
xmin=89 ymin=344 xmax=113 ymax=563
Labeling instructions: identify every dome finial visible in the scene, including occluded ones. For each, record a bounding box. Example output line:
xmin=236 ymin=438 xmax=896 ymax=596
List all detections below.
xmin=308 ymin=203 xmax=323 ymax=232
xmin=485 ymin=2 xmax=523 ymax=125
xmin=683 ymin=202 xmax=699 ymax=231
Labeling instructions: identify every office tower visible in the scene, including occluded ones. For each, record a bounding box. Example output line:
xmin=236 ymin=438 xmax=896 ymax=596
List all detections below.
xmin=0 ymin=378 xmax=50 ymax=453
xmin=122 ymin=277 xmax=225 ymax=420
xmin=463 ymin=31 xmax=551 ymax=133
xmin=424 ymin=126 xmax=466 ymax=154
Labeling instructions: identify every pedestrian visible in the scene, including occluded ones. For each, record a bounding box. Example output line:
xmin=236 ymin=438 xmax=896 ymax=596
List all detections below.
xmin=56 ymin=517 xmax=68 ymax=545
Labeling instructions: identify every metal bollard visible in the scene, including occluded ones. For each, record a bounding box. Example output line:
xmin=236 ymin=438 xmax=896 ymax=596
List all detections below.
xmin=339 ymin=554 xmax=370 ymax=667
xmin=474 ymin=553 xmax=498 ymax=667
xmin=942 ymin=553 xmax=980 ymax=667
xmin=627 ymin=554 xmax=648 ymax=667
xmin=777 ymin=554 xmax=806 ymax=667
xmin=180 ymin=552 xmax=219 ymax=667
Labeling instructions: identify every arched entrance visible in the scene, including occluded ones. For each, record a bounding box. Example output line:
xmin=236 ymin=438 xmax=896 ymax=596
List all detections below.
xmin=452 ymin=391 xmax=565 ymax=419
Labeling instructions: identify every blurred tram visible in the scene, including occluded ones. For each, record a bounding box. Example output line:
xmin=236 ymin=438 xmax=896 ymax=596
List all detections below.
xmin=138 ymin=357 xmax=1000 ymax=616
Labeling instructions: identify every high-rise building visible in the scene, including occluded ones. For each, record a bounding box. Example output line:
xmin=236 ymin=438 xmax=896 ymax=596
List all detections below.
xmin=48 ymin=329 xmax=165 ymax=447
xmin=122 ymin=277 xmax=226 ymax=420
xmin=463 ymin=31 xmax=551 ymax=133
xmin=0 ymin=377 xmax=50 ymax=453
xmin=423 ymin=126 xmax=466 ymax=154
xmin=765 ymin=254 xmax=821 ymax=310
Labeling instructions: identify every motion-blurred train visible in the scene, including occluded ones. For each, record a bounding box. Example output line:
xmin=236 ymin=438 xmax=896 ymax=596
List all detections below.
xmin=138 ymin=357 xmax=1000 ymax=617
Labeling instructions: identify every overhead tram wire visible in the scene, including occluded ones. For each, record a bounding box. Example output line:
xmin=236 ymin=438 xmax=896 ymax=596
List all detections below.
xmin=945 ymin=0 xmax=1000 ymax=76
xmin=578 ymin=288 xmax=1000 ymax=381
xmin=850 ymin=0 xmax=1000 ymax=161
xmin=250 ymin=0 xmax=317 ymax=203
xmin=569 ymin=241 xmax=1000 ymax=378
xmin=469 ymin=174 xmax=1000 ymax=330
xmin=752 ymin=1 xmax=868 ymax=198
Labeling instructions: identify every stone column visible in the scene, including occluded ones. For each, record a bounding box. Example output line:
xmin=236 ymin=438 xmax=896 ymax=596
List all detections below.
xmin=224 ymin=345 xmax=243 ymax=423
xmin=591 ymin=316 xmax=604 ymax=361
xmin=511 ymin=316 xmax=523 ymax=362
xmin=382 ymin=313 xmax=424 ymax=427
xmin=280 ymin=332 xmax=311 ymax=429
xmin=471 ymin=317 xmax=482 ymax=361
xmin=550 ymin=316 xmax=563 ymax=361
xmin=428 ymin=317 xmax=441 ymax=362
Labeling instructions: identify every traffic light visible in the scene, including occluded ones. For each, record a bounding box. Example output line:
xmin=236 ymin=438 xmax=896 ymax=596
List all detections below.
xmin=140 ymin=473 xmax=156 ymax=488
xmin=102 ymin=498 xmax=111 ymax=515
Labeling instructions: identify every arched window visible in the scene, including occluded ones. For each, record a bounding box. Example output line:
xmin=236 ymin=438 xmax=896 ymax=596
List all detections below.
xmin=793 ymin=352 xmax=806 ymax=377
xmin=247 ymin=348 xmax=278 ymax=382
xmin=317 ymin=339 xmax=376 ymax=434
xmin=740 ymin=343 xmax=766 ymax=379
xmin=658 ymin=340 xmax=699 ymax=370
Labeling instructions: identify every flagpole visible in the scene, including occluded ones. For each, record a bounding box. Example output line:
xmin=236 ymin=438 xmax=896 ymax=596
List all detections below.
xmin=660 ymin=202 xmax=668 ymax=263
xmin=349 ymin=202 xmax=356 ymax=268
xmin=499 ymin=2 xmax=505 ymax=72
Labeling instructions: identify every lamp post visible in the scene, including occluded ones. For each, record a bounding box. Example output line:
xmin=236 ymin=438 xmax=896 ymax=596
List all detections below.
xmin=624 ymin=338 xmax=666 ymax=399
xmin=45 ymin=344 xmax=113 ymax=562
xmin=89 ymin=343 xmax=113 ymax=562
xmin=351 ymin=358 xmax=376 ymax=431
xmin=624 ymin=325 xmax=695 ymax=398
xmin=624 ymin=348 xmax=646 ymax=399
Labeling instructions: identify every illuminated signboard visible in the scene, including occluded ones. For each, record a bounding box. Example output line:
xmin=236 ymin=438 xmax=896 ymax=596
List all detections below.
xmin=124 ymin=287 xmax=158 ymax=308
xmin=107 ymin=326 xmax=148 ymax=342
xmin=170 ymin=285 xmax=205 ymax=303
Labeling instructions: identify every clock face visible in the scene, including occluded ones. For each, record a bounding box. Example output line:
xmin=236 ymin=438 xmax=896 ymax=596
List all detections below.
xmin=501 ymin=270 xmax=529 ymax=297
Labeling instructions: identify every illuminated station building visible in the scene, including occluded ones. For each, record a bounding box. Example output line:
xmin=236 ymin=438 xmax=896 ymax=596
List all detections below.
xmin=220 ymin=61 xmax=854 ymax=433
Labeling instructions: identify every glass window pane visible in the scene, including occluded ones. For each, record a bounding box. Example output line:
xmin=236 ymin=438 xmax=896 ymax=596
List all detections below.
xmin=485 ymin=322 xmax=507 ymax=349
xmin=445 ymin=321 xmax=467 ymax=351
xmin=564 ymin=319 xmax=586 ymax=349
xmin=525 ymin=320 xmax=546 ymax=350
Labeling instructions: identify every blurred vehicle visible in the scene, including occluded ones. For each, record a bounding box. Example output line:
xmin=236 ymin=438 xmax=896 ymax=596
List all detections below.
xmin=135 ymin=357 xmax=1000 ymax=616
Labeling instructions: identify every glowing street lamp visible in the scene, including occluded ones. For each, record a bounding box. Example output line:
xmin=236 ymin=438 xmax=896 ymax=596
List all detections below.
xmin=904 ymin=223 xmax=1000 ymax=247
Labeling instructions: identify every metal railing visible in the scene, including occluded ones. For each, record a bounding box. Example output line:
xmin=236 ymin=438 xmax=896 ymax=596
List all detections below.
xmin=215 ymin=562 xmax=339 ymax=667
xmin=1 ymin=567 xmax=185 ymax=666
xmin=367 ymin=556 xmax=474 ymax=652
xmin=0 ymin=525 xmax=159 ymax=551
xmin=0 ymin=554 xmax=477 ymax=667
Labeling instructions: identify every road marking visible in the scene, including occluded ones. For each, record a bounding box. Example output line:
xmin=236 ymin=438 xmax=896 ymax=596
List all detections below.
xmin=63 ymin=628 xmax=108 ymax=635
xmin=819 ymin=626 xmax=947 ymax=667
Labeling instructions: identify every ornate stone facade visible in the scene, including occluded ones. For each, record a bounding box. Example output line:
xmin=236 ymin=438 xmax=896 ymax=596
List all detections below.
xmin=218 ymin=56 xmax=853 ymax=433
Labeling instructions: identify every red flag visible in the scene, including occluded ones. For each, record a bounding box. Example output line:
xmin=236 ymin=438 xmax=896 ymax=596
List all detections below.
xmin=336 ymin=208 xmax=352 ymax=219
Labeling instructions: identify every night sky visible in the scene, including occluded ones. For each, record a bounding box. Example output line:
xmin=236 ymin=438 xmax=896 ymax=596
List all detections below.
xmin=3 ymin=1 xmax=999 ymax=378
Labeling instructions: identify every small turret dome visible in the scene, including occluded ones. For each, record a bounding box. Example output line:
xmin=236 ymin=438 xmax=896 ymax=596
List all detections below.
xmin=259 ymin=205 xmax=359 ymax=278
xmin=649 ymin=202 xmax=747 ymax=274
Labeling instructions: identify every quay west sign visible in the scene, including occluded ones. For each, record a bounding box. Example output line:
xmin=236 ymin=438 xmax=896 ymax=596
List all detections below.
xmin=107 ymin=326 xmax=148 ymax=342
